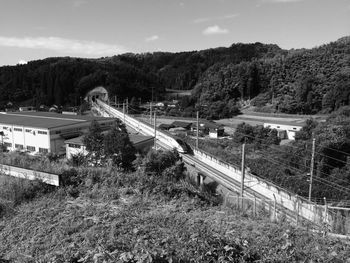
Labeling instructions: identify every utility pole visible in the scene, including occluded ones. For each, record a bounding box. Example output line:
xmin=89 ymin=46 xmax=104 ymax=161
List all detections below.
xmin=123 ymin=103 xmax=125 ymax=123
xmin=150 ymin=102 xmax=152 ymax=125
xmin=196 ymin=111 xmax=199 ymax=149
xmin=154 ymin=112 xmax=157 ymax=149
xmin=241 ymin=142 xmax=246 ymax=208
xmin=0 ymin=131 xmax=4 ymax=148
xmin=114 ymin=95 xmax=116 ymax=106
xmin=308 ymin=138 xmax=316 ymax=202
xmin=126 ymin=98 xmax=129 ymax=114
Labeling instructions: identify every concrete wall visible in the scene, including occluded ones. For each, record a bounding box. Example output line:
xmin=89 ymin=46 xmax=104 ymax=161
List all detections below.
xmin=0 ymin=164 xmax=59 ymax=186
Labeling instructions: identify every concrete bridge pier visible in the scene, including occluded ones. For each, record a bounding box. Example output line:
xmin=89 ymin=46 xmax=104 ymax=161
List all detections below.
xmin=196 ymin=172 xmax=206 ymax=186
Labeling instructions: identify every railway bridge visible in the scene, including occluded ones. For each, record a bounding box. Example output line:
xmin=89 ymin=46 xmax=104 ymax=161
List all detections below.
xmin=92 ymin=99 xmax=332 ymax=229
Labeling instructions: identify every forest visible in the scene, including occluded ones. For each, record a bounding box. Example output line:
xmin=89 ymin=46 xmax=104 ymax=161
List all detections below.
xmin=0 ymin=36 xmax=349 ymax=116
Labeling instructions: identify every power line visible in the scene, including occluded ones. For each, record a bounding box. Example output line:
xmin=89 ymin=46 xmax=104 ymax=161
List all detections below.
xmin=318 ymin=144 xmax=350 ymax=158
xmin=258 ymin=155 xmax=350 ymax=195
xmin=233 ymin=129 xmax=349 ymax=166
xmin=206 ymin=130 xmax=350 ymax=193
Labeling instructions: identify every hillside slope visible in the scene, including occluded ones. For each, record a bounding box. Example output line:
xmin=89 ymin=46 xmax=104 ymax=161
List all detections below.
xmin=1 ymin=189 xmax=350 ymax=262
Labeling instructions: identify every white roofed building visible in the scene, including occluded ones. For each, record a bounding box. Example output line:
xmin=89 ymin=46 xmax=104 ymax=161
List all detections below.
xmin=263 ymin=121 xmax=304 ymax=140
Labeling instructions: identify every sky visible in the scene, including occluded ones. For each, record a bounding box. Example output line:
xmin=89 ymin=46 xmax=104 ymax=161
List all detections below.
xmin=0 ymin=0 xmax=349 ymax=66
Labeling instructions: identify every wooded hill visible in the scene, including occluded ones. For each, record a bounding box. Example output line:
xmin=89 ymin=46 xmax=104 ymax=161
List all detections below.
xmin=0 ymin=36 xmax=349 ymax=116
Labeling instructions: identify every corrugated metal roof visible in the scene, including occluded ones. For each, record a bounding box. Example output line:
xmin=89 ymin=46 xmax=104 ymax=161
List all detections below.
xmin=171 ymin=121 xmax=192 ymax=129
xmin=65 ymin=134 xmax=153 ymax=146
xmin=264 ymin=120 xmax=305 ymax=127
xmin=0 ymin=112 xmax=114 ymax=129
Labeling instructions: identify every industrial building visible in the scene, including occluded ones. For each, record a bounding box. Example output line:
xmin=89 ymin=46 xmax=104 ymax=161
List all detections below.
xmin=0 ymin=112 xmax=116 ymax=155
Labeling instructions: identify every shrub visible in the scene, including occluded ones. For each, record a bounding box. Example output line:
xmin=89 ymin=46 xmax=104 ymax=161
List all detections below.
xmin=59 ymin=168 xmax=81 ymax=188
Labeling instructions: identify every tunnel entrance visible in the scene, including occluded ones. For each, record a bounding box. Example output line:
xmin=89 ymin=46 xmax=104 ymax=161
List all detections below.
xmin=85 ymin=86 xmax=109 ymax=103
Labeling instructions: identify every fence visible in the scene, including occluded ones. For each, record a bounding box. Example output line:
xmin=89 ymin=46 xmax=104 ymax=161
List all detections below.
xmin=193 ymin=148 xmax=350 ymax=235
xmin=223 ymin=194 xmax=339 ymax=235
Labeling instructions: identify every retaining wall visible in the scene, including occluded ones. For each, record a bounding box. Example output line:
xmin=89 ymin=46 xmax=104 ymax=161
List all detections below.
xmin=0 ymin=164 xmax=59 ymax=186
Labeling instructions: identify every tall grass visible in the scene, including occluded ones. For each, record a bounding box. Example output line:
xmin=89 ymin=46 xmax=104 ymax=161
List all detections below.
xmin=0 ymin=174 xmax=55 ymax=206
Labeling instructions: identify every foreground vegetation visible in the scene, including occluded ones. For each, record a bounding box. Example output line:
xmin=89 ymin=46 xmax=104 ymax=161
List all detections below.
xmin=1 ymin=149 xmax=350 ymax=262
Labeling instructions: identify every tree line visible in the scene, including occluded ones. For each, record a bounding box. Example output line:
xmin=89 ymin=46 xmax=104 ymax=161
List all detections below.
xmin=0 ymin=36 xmax=349 ymax=116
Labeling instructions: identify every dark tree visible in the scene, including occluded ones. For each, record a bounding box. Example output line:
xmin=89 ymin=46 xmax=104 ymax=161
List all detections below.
xmin=83 ymin=120 xmax=104 ymax=165
xmin=104 ymin=119 xmax=136 ymax=170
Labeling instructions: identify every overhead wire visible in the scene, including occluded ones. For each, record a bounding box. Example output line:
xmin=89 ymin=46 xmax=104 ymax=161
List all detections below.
xmin=233 ymin=124 xmax=350 ymax=165
xmin=231 ymin=130 xmax=350 ymax=193
xmin=232 ymin=129 xmax=350 ymax=179
xmin=317 ymin=144 xmax=350 ymax=158
xmin=256 ymin=154 xmax=350 ymax=195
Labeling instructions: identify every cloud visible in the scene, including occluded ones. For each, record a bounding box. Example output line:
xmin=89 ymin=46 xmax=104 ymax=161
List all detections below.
xmin=179 ymin=2 xmax=185 ymax=7
xmin=145 ymin=35 xmax=159 ymax=42
xmin=194 ymin=13 xmax=239 ymax=24
xmin=202 ymin=25 xmax=229 ymax=35
xmin=0 ymin=36 xmax=127 ymax=56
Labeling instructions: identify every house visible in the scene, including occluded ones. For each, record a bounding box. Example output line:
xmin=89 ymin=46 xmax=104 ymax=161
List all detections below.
xmin=263 ymin=121 xmax=304 ymax=140
xmin=158 ymin=123 xmax=174 ymax=130
xmin=191 ymin=120 xmax=225 ymax=138
xmin=171 ymin=121 xmax=192 ymax=130
xmin=0 ymin=111 xmax=116 ymax=155
xmin=65 ymin=134 xmax=154 ymax=159
xmin=155 ymin=102 xmax=165 ymax=108
xmin=19 ymin=106 xmax=35 ymax=112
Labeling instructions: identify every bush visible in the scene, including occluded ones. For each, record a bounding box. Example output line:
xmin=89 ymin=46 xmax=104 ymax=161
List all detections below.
xmin=59 ymin=168 xmax=81 ymax=187
xmin=68 ymin=153 xmax=87 ymax=167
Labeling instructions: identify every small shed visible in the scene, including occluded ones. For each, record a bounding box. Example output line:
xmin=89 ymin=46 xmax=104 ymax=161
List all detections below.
xmin=263 ymin=122 xmax=304 ymax=140
xmin=191 ymin=121 xmax=224 ymax=138
xmin=158 ymin=123 xmax=174 ymax=130
xmin=171 ymin=121 xmax=192 ymax=130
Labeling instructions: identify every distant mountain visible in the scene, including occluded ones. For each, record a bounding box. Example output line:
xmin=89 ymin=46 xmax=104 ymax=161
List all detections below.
xmin=0 ymin=37 xmax=349 ymax=116
xmin=192 ymin=36 xmax=350 ymax=116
